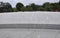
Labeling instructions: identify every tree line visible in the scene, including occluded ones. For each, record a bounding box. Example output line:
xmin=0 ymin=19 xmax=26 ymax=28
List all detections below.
xmin=0 ymin=1 xmax=60 ymax=13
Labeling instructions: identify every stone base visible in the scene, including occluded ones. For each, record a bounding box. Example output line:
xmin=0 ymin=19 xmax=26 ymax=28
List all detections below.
xmin=0 ymin=24 xmax=60 ymax=30
xmin=0 ymin=29 xmax=60 ymax=38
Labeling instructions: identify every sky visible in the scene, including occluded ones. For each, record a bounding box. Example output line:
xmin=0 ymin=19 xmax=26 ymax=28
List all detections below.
xmin=0 ymin=0 xmax=59 ymax=7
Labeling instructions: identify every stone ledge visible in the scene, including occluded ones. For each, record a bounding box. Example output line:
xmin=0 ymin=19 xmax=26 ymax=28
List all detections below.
xmin=0 ymin=24 xmax=60 ymax=30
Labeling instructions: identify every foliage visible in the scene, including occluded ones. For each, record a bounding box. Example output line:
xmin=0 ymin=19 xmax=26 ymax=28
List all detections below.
xmin=13 ymin=8 xmax=18 ymax=12
xmin=16 ymin=3 xmax=24 ymax=11
xmin=21 ymin=7 xmax=33 ymax=11
xmin=0 ymin=2 xmax=13 ymax=12
xmin=0 ymin=1 xmax=60 ymax=13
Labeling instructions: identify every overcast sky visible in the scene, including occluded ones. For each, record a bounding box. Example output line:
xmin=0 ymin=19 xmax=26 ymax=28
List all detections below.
xmin=0 ymin=0 xmax=59 ymax=7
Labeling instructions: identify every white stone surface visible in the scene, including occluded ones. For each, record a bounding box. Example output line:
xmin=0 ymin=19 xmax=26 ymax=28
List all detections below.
xmin=0 ymin=12 xmax=60 ymax=38
xmin=0 ymin=29 xmax=60 ymax=38
xmin=0 ymin=12 xmax=60 ymax=24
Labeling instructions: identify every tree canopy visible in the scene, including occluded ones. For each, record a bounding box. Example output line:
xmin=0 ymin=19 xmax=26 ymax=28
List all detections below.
xmin=0 ymin=1 xmax=60 ymax=13
xmin=0 ymin=2 xmax=13 ymax=12
xmin=16 ymin=3 xmax=24 ymax=11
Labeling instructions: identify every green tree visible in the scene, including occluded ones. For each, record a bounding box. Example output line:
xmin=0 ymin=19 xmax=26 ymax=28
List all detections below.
xmin=51 ymin=2 xmax=60 ymax=11
xmin=37 ymin=7 xmax=45 ymax=11
xmin=16 ymin=3 xmax=24 ymax=11
xmin=0 ymin=2 xmax=13 ymax=12
xmin=26 ymin=3 xmax=41 ymax=11
xmin=30 ymin=3 xmax=40 ymax=11
xmin=21 ymin=7 xmax=33 ymax=11
xmin=4 ymin=2 xmax=13 ymax=12
xmin=43 ymin=2 xmax=53 ymax=11
xmin=30 ymin=3 xmax=36 ymax=10
xmin=13 ymin=8 xmax=18 ymax=12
